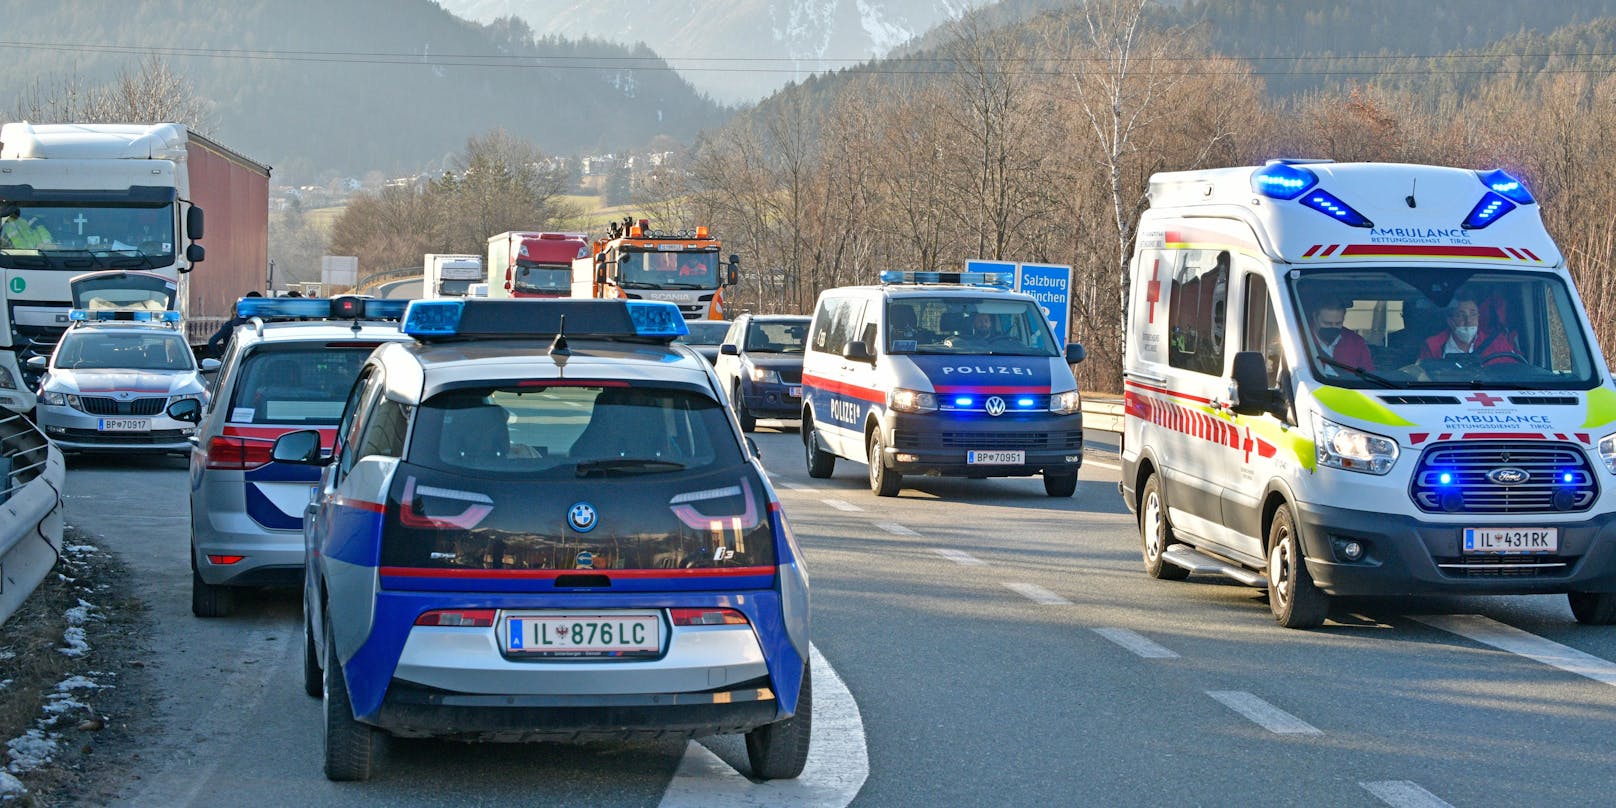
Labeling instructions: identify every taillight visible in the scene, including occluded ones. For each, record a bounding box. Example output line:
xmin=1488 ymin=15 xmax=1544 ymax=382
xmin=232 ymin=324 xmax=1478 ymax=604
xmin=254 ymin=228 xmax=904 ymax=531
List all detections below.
xmin=203 ymin=435 xmax=275 ymax=470
xmin=414 ymin=609 xmax=496 ymax=628
xmin=669 ymin=608 xmax=749 ymax=626
xmin=206 ymin=555 xmax=245 ymax=565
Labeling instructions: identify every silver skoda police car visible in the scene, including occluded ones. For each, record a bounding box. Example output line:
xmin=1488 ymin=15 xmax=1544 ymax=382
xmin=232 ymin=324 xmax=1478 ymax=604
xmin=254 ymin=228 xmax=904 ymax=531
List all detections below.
xmin=276 ymin=299 xmax=811 ymax=783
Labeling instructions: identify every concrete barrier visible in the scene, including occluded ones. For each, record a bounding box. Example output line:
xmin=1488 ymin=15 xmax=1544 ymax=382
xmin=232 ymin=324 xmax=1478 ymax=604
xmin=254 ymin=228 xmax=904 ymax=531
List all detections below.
xmin=1082 ymin=395 xmax=1124 ymax=434
xmin=0 ymin=410 xmax=64 ymax=628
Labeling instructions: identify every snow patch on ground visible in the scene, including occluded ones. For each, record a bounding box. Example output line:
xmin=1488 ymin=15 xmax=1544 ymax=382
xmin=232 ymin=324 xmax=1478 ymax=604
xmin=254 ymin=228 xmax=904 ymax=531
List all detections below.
xmin=5 ymin=673 xmax=109 ymax=775
xmin=59 ymin=599 xmax=100 ymax=658
xmin=0 ymin=770 xmax=26 ymax=800
xmin=5 ymin=730 xmax=56 ymax=774
xmin=63 ymin=544 xmax=99 ymax=555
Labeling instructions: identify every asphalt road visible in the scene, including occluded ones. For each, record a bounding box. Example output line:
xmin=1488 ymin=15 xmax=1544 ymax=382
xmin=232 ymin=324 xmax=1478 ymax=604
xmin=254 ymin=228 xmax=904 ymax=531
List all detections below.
xmin=57 ymin=426 xmax=1616 ymax=806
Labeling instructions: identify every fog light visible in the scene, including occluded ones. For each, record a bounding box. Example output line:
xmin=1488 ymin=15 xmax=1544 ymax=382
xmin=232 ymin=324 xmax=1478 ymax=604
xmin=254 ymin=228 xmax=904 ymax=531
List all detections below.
xmin=1440 ymin=491 xmax=1465 ymax=512
xmin=1341 ymin=540 xmax=1364 ymax=561
xmin=1552 ymin=489 xmax=1577 ymax=511
xmin=896 ymin=453 xmax=918 ymax=463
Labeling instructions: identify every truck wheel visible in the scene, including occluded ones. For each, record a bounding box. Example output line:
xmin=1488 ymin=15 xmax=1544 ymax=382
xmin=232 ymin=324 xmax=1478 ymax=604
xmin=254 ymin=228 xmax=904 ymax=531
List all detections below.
xmin=1043 ymin=471 xmax=1078 ymax=498
xmin=191 ymin=554 xmax=235 ymax=618
xmin=745 ymin=663 xmax=811 ymax=780
xmin=1568 ymin=592 xmax=1616 ymax=625
xmin=804 ymin=417 xmax=835 ymax=478
xmin=1140 ymin=474 xmax=1189 ymax=581
xmin=303 ymin=614 xmax=323 ymax=699
xmin=323 ymin=619 xmax=375 ymax=782
xmin=732 ymin=383 xmax=757 ymax=432
xmin=868 ymin=431 xmax=902 ymax=497
xmin=1267 ymin=504 xmax=1328 ymax=629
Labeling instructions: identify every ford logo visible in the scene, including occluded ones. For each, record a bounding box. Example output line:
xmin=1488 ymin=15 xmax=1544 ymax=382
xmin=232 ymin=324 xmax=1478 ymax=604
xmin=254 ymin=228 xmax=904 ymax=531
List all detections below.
xmin=1488 ymin=467 xmax=1530 ymax=486
xmin=984 ymin=396 xmax=1007 ymax=417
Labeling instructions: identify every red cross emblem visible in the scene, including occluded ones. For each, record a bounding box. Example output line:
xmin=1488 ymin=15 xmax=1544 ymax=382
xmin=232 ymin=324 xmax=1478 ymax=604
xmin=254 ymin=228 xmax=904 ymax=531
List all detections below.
xmin=1465 ymin=392 xmax=1504 ymax=407
xmin=1145 ymin=259 xmax=1162 ymax=323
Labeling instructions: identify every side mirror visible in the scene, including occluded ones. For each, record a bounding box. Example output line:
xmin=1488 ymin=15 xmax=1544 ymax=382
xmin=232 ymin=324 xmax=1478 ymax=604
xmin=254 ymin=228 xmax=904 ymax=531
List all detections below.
xmin=185 ymin=243 xmax=205 ymax=264
xmin=186 ymin=205 xmax=204 ymax=240
xmin=726 ymin=266 xmax=739 ymax=286
xmin=594 ymin=265 xmax=606 ymax=285
xmin=842 ymin=340 xmax=874 ymax=363
xmin=720 ymin=343 xmax=740 ymax=356
xmin=1064 ymin=343 xmax=1086 ymax=364
xmin=271 ymin=430 xmax=328 ymax=465
xmin=200 ymin=358 xmax=222 ymax=373
xmin=26 ymin=356 xmax=47 ymax=370
xmin=1230 ymin=351 xmax=1272 ymax=417
xmin=166 ymin=398 xmax=202 ymax=424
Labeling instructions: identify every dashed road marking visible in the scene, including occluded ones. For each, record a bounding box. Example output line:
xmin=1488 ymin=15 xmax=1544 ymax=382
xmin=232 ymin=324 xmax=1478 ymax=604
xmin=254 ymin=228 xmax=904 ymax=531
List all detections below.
xmin=1361 ymin=781 xmax=1456 ymax=808
xmin=931 ymin=548 xmax=984 ymax=566
xmin=1092 ymin=627 xmax=1179 ymax=659
xmin=1002 ymin=582 xmax=1072 ymax=605
xmin=875 ymin=521 xmax=919 ymax=536
xmin=1412 ymin=614 xmax=1616 ymax=687
xmin=776 ymin=481 xmax=813 ymax=492
xmin=821 ymin=498 xmax=863 ymax=512
xmin=1085 ymin=459 xmax=1122 ymax=471
xmin=1206 ymin=691 xmax=1321 ymax=735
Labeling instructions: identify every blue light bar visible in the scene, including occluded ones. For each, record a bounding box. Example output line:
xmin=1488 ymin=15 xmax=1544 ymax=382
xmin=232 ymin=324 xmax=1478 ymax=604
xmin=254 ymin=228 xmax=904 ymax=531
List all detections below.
xmin=70 ymin=308 xmax=181 ymax=323
xmin=625 ymin=301 xmax=689 ymax=338
xmin=1478 ymin=169 xmax=1534 ymax=205
xmin=402 ymin=300 xmax=465 ymax=337
xmin=880 ymin=270 xmax=1012 ymax=289
xmin=237 ymin=296 xmax=408 ymax=322
xmin=1017 ymin=397 xmax=1035 ymax=407
xmin=1251 ymin=163 xmax=1319 ymax=200
xmin=1462 ymin=192 xmax=1517 ymax=230
xmin=954 ymin=396 xmax=973 ymax=407
xmin=1300 ymin=189 xmax=1374 ymax=228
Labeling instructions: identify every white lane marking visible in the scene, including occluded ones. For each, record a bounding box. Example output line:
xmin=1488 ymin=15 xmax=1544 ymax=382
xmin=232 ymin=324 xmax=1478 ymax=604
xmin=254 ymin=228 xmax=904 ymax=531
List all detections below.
xmin=821 ymin=498 xmax=863 ymax=512
xmin=1412 ymin=614 xmax=1616 ymax=687
xmin=931 ymin=548 xmax=984 ymax=566
xmin=1092 ymin=627 xmax=1179 ymax=659
xmin=1003 ymin=582 xmax=1072 ymax=605
xmin=1361 ymin=781 xmax=1456 ymax=808
xmin=776 ymin=481 xmax=813 ymax=492
xmin=1206 ymin=691 xmax=1322 ymax=735
xmin=659 ymin=644 xmax=867 ymax=808
xmin=874 ymin=521 xmax=919 ymax=536
xmin=1085 ymin=459 xmax=1122 ymax=471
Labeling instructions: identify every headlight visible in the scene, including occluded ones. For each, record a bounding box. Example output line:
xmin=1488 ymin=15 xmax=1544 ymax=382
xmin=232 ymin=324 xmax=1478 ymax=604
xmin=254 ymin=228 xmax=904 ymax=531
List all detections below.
xmin=1313 ymin=413 xmax=1398 ymax=475
xmin=1050 ymin=390 xmax=1082 ymax=415
xmin=889 ymin=388 xmax=937 ymax=413
xmin=1598 ymin=432 xmax=1616 ymax=474
xmin=0 ymin=365 xmax=17 ymax=390
xmin=748 ymin=366 xmax=780 ymax=384
xmin=42 ymin=391 xmax=69 ymax=407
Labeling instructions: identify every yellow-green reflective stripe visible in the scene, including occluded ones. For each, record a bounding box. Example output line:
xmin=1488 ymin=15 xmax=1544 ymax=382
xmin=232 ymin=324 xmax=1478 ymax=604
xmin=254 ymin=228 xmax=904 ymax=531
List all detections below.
xmin=1208 ymin=405 xmax=1318 ymax=472
xmin=1313 ymin=386 xmax=1415 ymax=427
xmin=1581 ymin=388 xmax=1616 ymax=429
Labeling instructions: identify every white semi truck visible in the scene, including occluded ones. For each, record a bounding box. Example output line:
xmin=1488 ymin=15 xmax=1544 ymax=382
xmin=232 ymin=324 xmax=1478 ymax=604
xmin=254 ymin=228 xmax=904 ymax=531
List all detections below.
xmin=423 ymin=253 xmax=484 ymax=299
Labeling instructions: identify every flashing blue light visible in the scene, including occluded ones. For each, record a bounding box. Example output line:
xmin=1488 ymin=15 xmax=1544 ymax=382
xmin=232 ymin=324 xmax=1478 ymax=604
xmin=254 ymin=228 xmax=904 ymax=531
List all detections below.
xmin=1438 ymin=472 xmax=1454 ymax=485
xmin=1563 ymin=472 xmax=1575 ymax=484
xmin=69 ymin=310 xmax=87 ymax=321
xmin=1017 ymin=397 xmax=1036 ymax=407
xmin=625 ymin=301 xmax=689 ymax=338
xmin=879 ymin=270 xmax=1011 ymax=289
xmin=237 ymin=296 xmax=408 ymax=321
xmin=954 ymin=396 xmax=974 ymax=407
xmin=401 ymin=300 xmax=465 ymax=337
xmin=1462 ymin=192 xmax=1518 ymax=229
xmin=1251 ymin=163 xmax=1319 ymax=200
xmin=1300 ymin=190 xmax=1374 ymax=228
xmin=1478 ymin=169 xmax=1534 ymax=205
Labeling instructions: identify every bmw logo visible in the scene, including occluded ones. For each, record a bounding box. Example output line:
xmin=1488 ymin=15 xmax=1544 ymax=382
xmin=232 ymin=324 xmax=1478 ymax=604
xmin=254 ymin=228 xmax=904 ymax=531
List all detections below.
xmin=985 ymin=396 xmax=1007 ymax=417
xmin=568 ymin=502 xmax=598 ymax=532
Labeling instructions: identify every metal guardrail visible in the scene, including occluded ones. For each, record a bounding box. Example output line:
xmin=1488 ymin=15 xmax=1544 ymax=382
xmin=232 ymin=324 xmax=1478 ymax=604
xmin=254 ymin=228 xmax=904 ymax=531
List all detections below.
xmin=1082 ymin=395 xmax=1123 ymax=433
xmin=0 ymin=409 xmax=65 ymax=627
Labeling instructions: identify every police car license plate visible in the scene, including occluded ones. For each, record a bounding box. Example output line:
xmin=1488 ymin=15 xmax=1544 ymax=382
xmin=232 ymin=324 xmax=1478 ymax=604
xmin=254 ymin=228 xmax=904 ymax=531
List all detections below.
xmin=1464 ymin=527 xmax=1557 ymax=554
xmin=98 ymin=418 xmax=149 ymax=432
xmin=789 ymin=386 xmax=802 ymax=398
xmin=504 ymin=612 xmax=661 ymax=657
xmin=967 ymin=450 xmax=1023 ymax=465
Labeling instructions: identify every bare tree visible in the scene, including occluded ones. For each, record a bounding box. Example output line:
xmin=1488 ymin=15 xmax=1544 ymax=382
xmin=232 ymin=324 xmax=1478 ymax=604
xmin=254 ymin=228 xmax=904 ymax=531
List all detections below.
xmin=8 ymin=56 xmax=212 ymax=131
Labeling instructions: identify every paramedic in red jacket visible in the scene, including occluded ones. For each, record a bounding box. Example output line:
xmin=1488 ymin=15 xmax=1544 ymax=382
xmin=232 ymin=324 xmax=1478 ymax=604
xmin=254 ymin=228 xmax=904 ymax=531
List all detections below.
xmin=1311 ymin=300 xmax=1374 ymax=370
xmin=1419 ymin=295 xmax=1518 ymax=361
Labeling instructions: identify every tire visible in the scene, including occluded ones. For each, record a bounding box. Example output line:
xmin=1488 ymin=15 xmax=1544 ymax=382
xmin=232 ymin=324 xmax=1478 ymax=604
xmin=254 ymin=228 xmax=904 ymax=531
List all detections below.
xmin=733 ymin=383 xmax=757 ymax=432
xmin=322 ymin=620 xmax=375 ymax=782
xmin=1139 ymin=475 xmax=1189 ymax=581
xmin=191 ymin=554 xmax=235 ymax=618
xmin=1267 ymin=504 xmax=1328 ymax=629
xmin=1043 ymin=471 xmax=1078 ymax=498
xmin=1568 ymin=592 xmax=1616 ymax=625
xmin=303 ymin=615 xmax=323 ymax=699
xmin=867 ymin=431 xmax=902 ymax=497
xmin=804 ymin=417 xmax=835 ymax=479
xmin=745 ymin=663 xmax=812 ymax=780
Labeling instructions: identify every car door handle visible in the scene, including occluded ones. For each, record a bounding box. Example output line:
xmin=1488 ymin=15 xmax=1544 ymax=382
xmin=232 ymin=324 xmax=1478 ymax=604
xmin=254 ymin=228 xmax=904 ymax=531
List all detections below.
xmin=1126 ymin=370 xmax=1167 ymax=385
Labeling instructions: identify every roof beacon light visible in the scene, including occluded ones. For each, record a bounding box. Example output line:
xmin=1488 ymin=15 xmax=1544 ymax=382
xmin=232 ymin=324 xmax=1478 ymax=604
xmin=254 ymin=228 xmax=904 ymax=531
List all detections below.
xmin=625 ymin=301 xmax=690 ymax=338
xmin=1300 ymin=189 xmax=1374 ymax=228
xmin=401 ymin=299 xmax=687 ymax=342
xmin=236 ymin=296 xmax=409 ymax=322
xmin=69 ymin=309 xmax=181 ymax=324
xmin=1462 ymin=192 xmax=1517 ymax=230
xmin=401 ymin=300 xmax=465 ymax=337
xmin=1251 ymin=162 xmax=1319 ymax=200
xmin=1478 ymin=169 xmax=1534 ymax=205
xmin=880 ymin=270 xmax=1012 ymax=289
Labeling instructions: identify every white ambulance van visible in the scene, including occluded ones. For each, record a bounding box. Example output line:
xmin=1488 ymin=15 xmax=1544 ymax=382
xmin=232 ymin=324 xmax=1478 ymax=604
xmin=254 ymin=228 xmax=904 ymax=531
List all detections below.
xmin=1121 ymin=160 xmax=1616 ymax=628
xmin=802 ymin=271 xmax=1087 ymax=497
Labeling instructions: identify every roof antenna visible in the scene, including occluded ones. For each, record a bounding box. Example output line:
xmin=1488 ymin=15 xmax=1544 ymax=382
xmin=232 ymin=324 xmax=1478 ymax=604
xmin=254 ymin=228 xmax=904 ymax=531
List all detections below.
xmin=1406 ymin=179 xmax=1417 ymax=208
xmin=549 ymin=313 xmax=571 ymax=357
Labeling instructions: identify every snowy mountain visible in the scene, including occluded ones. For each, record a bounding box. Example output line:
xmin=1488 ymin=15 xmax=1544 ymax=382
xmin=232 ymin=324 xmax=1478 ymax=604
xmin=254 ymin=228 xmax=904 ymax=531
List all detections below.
xmin=439 ymin=0 xmax=992 ymax=102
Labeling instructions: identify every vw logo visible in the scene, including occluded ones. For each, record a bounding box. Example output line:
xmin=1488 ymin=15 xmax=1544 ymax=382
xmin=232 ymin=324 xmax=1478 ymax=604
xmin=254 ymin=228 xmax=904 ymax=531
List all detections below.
xmin=567 ymin=502 xmax=598 ymax=532
xmin=984 ymin=396 xmax=1007 ymax=417
xmin=1488 ymin=467 xmax=1530 ymax=486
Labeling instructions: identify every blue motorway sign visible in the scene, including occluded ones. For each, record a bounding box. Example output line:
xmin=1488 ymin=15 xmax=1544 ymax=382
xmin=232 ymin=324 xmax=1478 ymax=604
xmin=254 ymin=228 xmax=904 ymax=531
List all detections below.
xmin=1014 ymin=263 xmax=1072 ymax=344
xmin=963 ymin=259 xmax=1017 ymax=284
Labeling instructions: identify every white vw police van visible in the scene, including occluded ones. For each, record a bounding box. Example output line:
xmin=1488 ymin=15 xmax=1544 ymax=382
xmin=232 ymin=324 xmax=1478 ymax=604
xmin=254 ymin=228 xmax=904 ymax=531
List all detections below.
xmin=802 ymin=271 xmax=1086 ymax=497
xmin=1122 ymin=160 xmax=1616 ymax=628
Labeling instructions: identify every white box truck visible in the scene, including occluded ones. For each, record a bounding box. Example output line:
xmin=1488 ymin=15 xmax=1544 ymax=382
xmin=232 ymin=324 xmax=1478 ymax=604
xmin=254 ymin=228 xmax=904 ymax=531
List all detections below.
xmin=423 ymin=253 xmax=483 ymax=299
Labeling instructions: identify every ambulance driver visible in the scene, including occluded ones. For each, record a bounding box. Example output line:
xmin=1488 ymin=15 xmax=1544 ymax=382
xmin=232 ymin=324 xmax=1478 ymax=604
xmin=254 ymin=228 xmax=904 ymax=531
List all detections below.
xmin=1309 ymin=299 xmax=1373 ymax=371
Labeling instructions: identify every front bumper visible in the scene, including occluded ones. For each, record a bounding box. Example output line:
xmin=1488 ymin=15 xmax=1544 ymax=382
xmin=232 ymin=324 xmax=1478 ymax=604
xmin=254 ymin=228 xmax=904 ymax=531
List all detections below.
xmin=1295 ymin=500 xmax=1616 ymax=596
xmin=36 ymin=406 xmax=194 ymax=452
xmin=740 ymin=379 xmax=803 ymax=418
xmin=883 ymin=410 xmax=1083 ymax=477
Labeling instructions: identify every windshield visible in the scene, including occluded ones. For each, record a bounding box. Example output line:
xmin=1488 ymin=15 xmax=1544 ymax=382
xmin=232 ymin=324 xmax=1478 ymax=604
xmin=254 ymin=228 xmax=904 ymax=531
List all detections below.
xmin=1289 ymin=269 xmax=1599 ymax=390
xmin=228 ymin=344 xmax=374 ymax=425
xmin=745 ymin=319 xmax=809 ymax=353
xmin=618 ymin=249 xmax=719 ymax=290
xmin=678 ymin=321 xmax=730 ymax=346
xmin=884 ymin=297 xmax=1058 ymax=356
xmin=55 ymin=330 xmax=192 ymax=371
xmin=0 ymin=203 xmax=175 ymax=268
xmin=437 ymin=278 xmax=473 ymax=297
xmin=513 ymin=262 xmax=571 ymax=294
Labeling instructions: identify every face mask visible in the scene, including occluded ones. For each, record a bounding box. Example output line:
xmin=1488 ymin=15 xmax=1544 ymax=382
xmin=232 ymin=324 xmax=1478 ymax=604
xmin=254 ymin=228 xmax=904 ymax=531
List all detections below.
xmin=1317 ymin=327 xmax=1341 ymax=343
xmin=1452 ymin=325 xmax=1478 ymax=343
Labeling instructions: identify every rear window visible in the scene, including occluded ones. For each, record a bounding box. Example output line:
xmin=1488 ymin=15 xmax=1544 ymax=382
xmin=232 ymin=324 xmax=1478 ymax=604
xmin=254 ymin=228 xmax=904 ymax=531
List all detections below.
xmin=227 ymin=343 xmax=374 ymax=425
xmin=409 ymin=383 xmax=743 ymax=478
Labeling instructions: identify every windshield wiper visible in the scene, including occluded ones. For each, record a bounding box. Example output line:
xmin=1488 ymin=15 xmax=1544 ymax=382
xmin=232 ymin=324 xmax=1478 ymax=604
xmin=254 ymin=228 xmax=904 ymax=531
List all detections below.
xmin=575 ymin=458 xmax=686 ymax=476
xmin=656 ymin=282 xmax=708 ymax=290
xmin=617 ymin=281 xmax=660 ymax=290
xmin=39 ymin=249 xmax=108 ymax=268
xmin=1316 ymin=356 xmax=1399 ymax=389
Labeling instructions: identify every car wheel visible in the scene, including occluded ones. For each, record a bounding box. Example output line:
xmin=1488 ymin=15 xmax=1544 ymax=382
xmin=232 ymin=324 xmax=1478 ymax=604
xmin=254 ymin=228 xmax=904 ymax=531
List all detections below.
xmin=733 ymin=383 xmax=756 ymax=432
xmin=867 ymin=431 xmax=901 ymax=497
xmin=1140 ymin=474 xmax=1189 ymax=581
xmin=1568 ymin=592 xmax=1616 ymax=625
xmin=1043 ymin=471 xmax=1078 ymax=498
xmin=1267 ymin=504 xmax=1328 ymax=629
xmin=303 ymin=614 xmax=323 ymax=699
xmin=804 ymin=417 xmax=835 ymax=479
xmin=191 ymin=554 xmax=235 ymax=618
xmin=322 ymin=619 xmax=375 ymax=782
xmin=745 ymin=662 xmax=811 ymax=780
